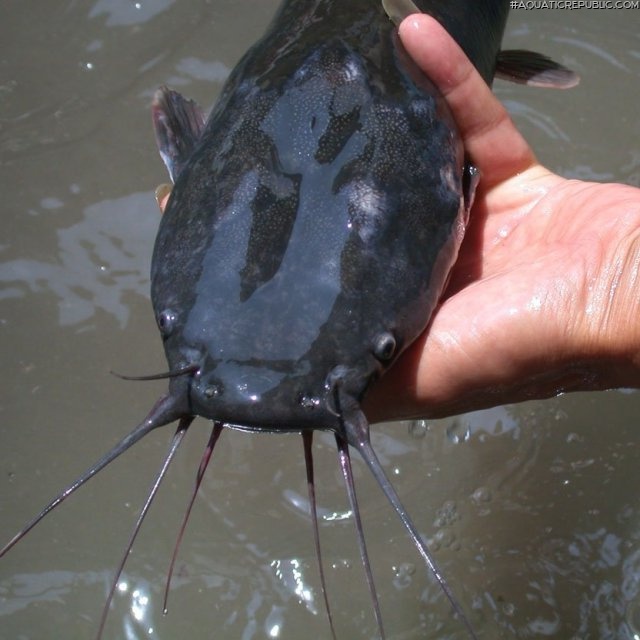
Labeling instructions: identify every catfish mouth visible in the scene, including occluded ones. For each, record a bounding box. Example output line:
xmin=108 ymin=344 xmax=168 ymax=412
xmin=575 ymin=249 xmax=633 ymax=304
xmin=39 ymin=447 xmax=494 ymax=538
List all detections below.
xmin=184 ymin=357 xmax=340 ymax=432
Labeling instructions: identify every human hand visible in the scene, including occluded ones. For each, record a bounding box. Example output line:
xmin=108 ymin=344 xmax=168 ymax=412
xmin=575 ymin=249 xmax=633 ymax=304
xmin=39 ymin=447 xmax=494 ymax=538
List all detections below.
xmin=364 ymin=14 xmax=640 ymax=421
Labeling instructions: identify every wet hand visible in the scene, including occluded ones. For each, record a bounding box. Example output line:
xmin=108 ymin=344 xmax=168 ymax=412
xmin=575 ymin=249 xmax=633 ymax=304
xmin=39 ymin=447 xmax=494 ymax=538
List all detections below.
xmin=365 ymin=14 xmax=640 ymax=421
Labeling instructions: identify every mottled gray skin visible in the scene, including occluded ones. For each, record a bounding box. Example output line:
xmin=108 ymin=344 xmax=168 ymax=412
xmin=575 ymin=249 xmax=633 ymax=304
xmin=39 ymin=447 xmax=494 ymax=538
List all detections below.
xmin=0 ymin=4 xmax=581 ymax=638
xmin=152 ymin=0 xmax=507 ymax=432
xmin=0 ymin=3 xmax=513 ymax=638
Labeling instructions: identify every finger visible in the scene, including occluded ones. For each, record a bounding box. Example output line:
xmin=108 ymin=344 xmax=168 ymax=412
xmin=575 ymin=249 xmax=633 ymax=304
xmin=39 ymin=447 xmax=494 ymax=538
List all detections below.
xmin=398 ymin=14 xmax=536 ymax=189
xmin=155 ymin=183 xmax=171 ymax=214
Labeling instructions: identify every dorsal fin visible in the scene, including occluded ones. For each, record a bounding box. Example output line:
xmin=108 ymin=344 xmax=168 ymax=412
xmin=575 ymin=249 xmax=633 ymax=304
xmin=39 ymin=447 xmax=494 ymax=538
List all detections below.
xmin=496 ymin=49 xmax=580 ymax=88
xmin=381 ymin=0 xmax=419 ymax=26
xmin=152 ymin=86 xmax=207 ymax=183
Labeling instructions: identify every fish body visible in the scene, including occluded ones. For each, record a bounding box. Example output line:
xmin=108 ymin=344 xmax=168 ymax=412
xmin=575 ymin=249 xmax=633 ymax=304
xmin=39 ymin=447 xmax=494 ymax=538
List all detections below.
xmin=1 ymin=1 xmax=578 ymax=637
xmin=152 ymin=0 xmax=489 ymax=432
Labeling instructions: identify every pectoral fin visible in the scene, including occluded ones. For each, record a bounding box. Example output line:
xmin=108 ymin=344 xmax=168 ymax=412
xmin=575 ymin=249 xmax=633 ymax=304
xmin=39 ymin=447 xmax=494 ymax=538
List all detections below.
xmin=496 ymin=49 xmax=580 ymax=88
xmin=152 ymin=86 xmax=207 ymax=183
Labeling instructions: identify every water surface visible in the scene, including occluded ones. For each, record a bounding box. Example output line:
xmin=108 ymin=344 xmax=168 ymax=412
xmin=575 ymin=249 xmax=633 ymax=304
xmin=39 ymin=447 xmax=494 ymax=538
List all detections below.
xmin=1 ymin=2 xmax=639 ymax=639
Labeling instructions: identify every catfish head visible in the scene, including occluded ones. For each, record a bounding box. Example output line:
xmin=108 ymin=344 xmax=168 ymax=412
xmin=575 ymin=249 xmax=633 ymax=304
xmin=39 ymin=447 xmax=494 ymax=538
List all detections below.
xmin=1 ymin=1 xmax=579 ymax=638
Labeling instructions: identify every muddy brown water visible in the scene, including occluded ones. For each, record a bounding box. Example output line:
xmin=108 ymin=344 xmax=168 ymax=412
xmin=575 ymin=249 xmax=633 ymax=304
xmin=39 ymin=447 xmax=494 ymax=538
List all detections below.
xmin=1 ymin=2 xmax=639 ymax=639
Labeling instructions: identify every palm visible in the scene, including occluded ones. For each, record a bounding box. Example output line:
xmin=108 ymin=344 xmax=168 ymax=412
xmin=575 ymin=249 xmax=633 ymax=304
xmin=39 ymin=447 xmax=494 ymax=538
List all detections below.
xmin=361 ymin=14 xmax=640 ymax=421
xmin=366 ymin=170 xmax=640 ymax=421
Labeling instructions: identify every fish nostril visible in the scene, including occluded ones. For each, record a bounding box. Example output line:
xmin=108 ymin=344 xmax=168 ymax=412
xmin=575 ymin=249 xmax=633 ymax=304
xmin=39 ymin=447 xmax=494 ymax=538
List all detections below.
xmin=201 ymin=379 xmax=224 ymax=399
xmin=157 ymin=309 xmax=177 ymax=336
xmin=299 ymin=394 xmax=321 ymax=410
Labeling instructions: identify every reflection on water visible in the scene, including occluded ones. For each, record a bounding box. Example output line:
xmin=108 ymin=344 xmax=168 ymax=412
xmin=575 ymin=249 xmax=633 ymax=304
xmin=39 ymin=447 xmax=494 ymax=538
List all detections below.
xmin=116 ymin=577 xmax=155 ymax=640
xmin=271 ymin=557 xmax=320 ymax=616
xmin=1 ymin=1 xmax=640 ymax=639
xmin=1 ymin=569 xmax=107 ymax=616
xmin=164 ymin=57 xmax=231 ymax=89
xmin=0 ymin=192 xmax=157 ymax=327
xmin=0 ymin=569 xmax=159 ymax=639
xmin=89 ymin=0 xmax=176 ymax=27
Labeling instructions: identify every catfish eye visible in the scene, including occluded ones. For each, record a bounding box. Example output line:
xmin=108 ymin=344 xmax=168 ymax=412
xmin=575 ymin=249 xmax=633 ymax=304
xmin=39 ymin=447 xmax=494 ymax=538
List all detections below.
xmin=157 ymin=309 xmax=177 ymax=336
xmin=373 ymin=331 xmax=396 ymax=362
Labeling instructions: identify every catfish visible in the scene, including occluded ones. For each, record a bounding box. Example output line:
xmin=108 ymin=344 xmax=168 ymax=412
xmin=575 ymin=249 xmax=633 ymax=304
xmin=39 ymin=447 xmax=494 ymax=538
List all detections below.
xmin=1 ymin=0 xmax=577 ymax=637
